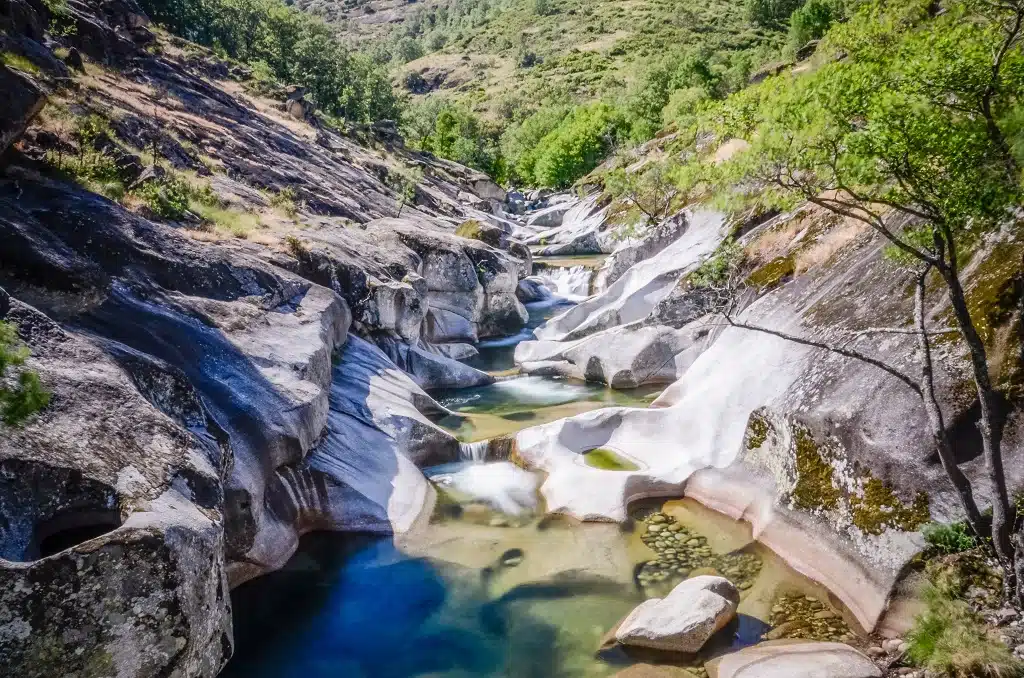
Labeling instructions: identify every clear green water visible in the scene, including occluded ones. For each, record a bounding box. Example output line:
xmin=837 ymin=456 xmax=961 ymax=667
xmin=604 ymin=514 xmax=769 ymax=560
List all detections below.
xmin=435 ymin=377 xmax=663 ymax=442
xmin=582 ymin=448 xmax=641 ymax=472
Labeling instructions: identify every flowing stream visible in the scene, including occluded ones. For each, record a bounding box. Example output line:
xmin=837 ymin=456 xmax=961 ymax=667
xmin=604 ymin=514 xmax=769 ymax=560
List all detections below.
xmin=223 ymin=258 xmax=864 ymax=678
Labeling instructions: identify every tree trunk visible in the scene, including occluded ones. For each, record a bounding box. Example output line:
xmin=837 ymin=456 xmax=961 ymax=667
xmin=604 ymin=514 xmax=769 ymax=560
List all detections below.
xmin=914 ymin=269 xmax=987 ymax=537
xmin=939 ymin=263 xmax=1016 ymax=601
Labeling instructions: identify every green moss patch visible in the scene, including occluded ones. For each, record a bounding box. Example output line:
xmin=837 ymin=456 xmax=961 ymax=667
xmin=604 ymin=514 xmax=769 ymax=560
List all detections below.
xmin=788 ymin=424 xmax=930 ymax=535
xmin=746 ymin=412 xmax=771 ymax=450
xmin=747 ymin=255 xmax=796 ymax=290
xmin=959 ymin=241 xmax=1024 ymax=345
xmin=455 ymin=219 xmax=484 ymax=240
xmin=583 ymin=447 xmax=639 ymax=471
xmin=851 ymin=477 xmax=930 ymax=536
xmin=791 ymin=426 xmax=840 ymax=512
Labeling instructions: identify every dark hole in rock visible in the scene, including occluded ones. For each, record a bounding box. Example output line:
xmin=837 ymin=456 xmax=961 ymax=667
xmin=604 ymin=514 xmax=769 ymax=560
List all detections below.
xmin=930 ymin=392 xmax=1012 ymax=466
xmin=31 ymin=510 xmax=122 ymax=560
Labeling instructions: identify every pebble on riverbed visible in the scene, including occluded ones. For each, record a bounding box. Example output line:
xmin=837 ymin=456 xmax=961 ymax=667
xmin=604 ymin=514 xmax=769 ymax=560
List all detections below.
xmin=636 ymin=512 xmax=763 ymax=600
xmin=765 ymin=593 xmax=855 ymax=643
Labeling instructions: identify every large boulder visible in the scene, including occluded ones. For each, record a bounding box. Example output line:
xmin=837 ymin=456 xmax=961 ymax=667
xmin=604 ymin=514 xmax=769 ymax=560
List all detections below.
xmin=613 ymin=575 xmax=740 ymax=654
xmin=529 ymin=208 xmax=727 ymax=343
xmin=706 ymin=641 xmax=881 ymax=678
xmin=0 ymin=64 xmax=44 ymax=157
xmin=517 ymin=319 xmax=713 ymax=388
xmin=594 ymin=214 xmax=689 ymax=293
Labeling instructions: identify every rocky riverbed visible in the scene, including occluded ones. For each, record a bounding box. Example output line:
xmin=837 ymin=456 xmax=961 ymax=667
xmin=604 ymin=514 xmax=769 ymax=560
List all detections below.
xmin=1 ymin=2 xmax=1022 ymax=675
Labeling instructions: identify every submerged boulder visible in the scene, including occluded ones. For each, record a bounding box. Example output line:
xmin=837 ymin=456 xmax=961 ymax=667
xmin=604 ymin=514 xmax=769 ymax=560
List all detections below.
xmin=613 ymin=575 xmax=740 ymax=654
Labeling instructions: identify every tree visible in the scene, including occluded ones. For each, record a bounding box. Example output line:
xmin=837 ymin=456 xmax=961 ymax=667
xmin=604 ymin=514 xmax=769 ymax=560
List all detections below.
xmin=388 ymin=166 xmax=423 ymax=217
xmin=746 ymin=0 xmax=806 ymax=29
xmin=716 ymin=0 xmax=1024 ymax=602
xmin=789 ymin=0 xmax=845 ymax=49
xmin=605 ymin=159 xmax=693 ymax=223
xmin=531 ymin=103 xmax=629 ymax=188
xmin=0 ymin=290 xmax=50 ymax=427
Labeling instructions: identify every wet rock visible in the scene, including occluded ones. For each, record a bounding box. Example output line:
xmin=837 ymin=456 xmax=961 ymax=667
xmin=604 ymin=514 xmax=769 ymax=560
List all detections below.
xmin=500 ymin=548 xmax=525 ymax=567
xmin=614 ymin=575 xmax=740 ymax=654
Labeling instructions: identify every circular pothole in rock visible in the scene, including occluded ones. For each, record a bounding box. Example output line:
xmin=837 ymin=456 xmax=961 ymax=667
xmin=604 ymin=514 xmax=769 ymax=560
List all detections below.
xmin=0 ymin=460 xmax=123 ymax=562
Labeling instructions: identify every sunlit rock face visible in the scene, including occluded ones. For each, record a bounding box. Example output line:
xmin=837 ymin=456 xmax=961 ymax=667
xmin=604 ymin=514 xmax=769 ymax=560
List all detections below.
xmin=512 ymin=202 xmax=1024 ymax=634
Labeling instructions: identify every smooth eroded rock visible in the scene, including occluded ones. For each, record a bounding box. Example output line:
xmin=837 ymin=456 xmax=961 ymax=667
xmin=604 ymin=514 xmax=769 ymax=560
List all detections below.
xmin=706 ymin=640 xmax=881 ymax=678
xmin=614 ymin=575 xmax=740 ymax=654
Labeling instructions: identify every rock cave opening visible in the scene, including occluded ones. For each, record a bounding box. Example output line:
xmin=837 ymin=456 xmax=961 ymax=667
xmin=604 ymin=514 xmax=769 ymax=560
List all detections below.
xmin=30 ymin=509 xmax=123 ymax=560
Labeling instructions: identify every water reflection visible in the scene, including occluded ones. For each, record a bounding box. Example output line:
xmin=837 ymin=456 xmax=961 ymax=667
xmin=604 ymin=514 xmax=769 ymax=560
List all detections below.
xmin=223 ymin=533 xmax=641 ymax=678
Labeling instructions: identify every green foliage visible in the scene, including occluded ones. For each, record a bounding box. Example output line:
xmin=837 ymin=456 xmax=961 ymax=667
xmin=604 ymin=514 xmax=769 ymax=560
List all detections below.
xmin=269 ymin=186 xmax=299 ymax=218
xmin=908 ymin=584 xmax=1023 ymax=677
xmin=0 ymin=321 xmax=50 ymax=427
xmin=605 ymin=159 xmax=684 ymax=222
xmin=405 ymin=100 xmax=502 ymax=177
xmin=387 ymin=166 xmax=423 ymax=216
xmin=718 ymin=0 xmax=1024 ymax=263
xmin=531 ymin=103 xmax=628 ymax=188
xmin=136 ymin=0 xmax=400 ymax=122
xmin=533 ymin=0 xmax=552 ymax=16
xmin=500 ymin=103 xmax=572 ymax=184
xmin=626 ymin=49 xmax=723 ymax=141
xmin=134 ymin=175 xmax=195 ymax=221
xmin=690 ymin=239 xmax=743 ymax=289
xmin=747 ymin=0 xmax=806 ymax=29
xmin=788 ymin=0 xmax=844 ymax=49
xmin=1 ymin=51 xmax=41 ymax=74
xmin=923 ymin=522 xmax=977 ymax=555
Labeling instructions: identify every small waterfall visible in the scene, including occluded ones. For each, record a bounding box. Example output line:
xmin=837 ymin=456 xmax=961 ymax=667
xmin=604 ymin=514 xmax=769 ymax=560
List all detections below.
xmin=536 ymin=265 xmax=594 ymax=301
xmin=460 ymin=439 xmax=490 ymax=462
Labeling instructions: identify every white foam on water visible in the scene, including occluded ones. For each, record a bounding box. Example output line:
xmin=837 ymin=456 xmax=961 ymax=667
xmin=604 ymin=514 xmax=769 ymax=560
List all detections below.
xmin=428 ymin=461 xmax=541 ymax=515
xmin=536 ymin=265 xmax=593 ymax=301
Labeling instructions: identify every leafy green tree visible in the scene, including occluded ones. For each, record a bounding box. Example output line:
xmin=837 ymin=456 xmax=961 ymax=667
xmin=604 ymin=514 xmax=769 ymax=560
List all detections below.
xmin=500 ymin=104 xmax=572 ymax=184
xmin=136 ymin=0 xmax=400 ymax=123
xmin=407 ymin=102 xmax=503 ymax=177
xmin=0 ymin=292 xmax=50 ymax=427
xmin=531 ymin=103 xmax=628 ymax=188
xmin=746 ymin=0 xmax=806 ymax=29
xmin=788 ymin=0 xmax=844 ymax=49
xmin=718 ymin=0 xmax=1024 ymax=601
xmin=605 ymin=159 xmax=688 ymax=223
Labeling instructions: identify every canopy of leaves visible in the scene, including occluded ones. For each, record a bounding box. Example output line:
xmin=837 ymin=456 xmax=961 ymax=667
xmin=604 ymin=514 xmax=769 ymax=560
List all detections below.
xmin=531 ymin=103 xmax=629 ymax=188
xmin=716 ymin=0 xmax=1024 ymax=258
xmin=405 ymin=100 xmax=503 ymax=177
xmin=137 ymin=0 xmax=400 ymax=122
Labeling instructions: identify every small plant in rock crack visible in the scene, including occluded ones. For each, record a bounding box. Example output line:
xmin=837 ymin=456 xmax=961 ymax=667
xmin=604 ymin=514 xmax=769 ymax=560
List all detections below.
xmin=0 ymin=309 xmax=50 ymax=427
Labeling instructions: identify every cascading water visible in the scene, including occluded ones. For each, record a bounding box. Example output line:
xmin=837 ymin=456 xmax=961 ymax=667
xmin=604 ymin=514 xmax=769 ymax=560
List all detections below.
xmin=534 ymin=265 xmax=593 ymax=301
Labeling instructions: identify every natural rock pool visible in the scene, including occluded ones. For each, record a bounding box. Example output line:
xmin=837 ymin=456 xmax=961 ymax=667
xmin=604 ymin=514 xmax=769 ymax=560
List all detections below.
xmin=224 ymin=488 xmax=862 ymax=678
xmin=435 ymin=294 xmax=662 ymax=443
xmin=223 ymin=256 xmax=865 ymax=678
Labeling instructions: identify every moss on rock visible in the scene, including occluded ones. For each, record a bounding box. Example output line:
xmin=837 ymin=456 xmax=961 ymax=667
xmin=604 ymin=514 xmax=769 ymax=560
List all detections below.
xmin=791 ymin=426 xmax=840 ymax=512
xmin=850 ymin=477 xmax=930 ymax=536
xmin=746 ymin=255 xmax=796 ymax=290
xmin=745 ymin=412 xmax=771 ymax=450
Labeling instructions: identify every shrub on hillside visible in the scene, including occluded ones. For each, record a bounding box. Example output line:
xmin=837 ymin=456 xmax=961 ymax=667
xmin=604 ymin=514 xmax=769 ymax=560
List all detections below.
xmin=405 ymin=100 xmax=502 ymax=177
xmin=0 ymin=318 xmax=50 ymax=427
xmin=789 ymin=0 xmax=844 ymax=50
xmin=747 ymin=0 xmax=806 ymax=29
xmin=136 ymin=0 xmax=400 ymax=123
xmin=922 ymin=522 xmax=977 ymax=556
xmin=500 ymin=104 xmax=572 ymax=184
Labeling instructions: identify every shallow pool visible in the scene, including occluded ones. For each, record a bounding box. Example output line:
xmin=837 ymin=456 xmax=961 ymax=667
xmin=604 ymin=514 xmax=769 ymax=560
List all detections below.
xmin=223 ymin=493 xmax=859 ymax=678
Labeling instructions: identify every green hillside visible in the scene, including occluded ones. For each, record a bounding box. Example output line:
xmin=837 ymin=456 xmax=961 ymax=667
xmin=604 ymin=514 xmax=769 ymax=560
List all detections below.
xmin=332 ymin=0 xmax=840 ymax=186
